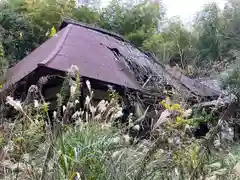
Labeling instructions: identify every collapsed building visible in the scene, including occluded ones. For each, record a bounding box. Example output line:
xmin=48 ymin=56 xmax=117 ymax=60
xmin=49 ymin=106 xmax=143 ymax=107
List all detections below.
xmin=0 ymin=19 xmax=234 ymax=114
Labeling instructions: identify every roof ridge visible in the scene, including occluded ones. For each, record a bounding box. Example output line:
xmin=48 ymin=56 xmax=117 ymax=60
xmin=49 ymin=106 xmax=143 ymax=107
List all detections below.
xmin=59 ymin=19 xmax=162 ymax=63
xmin=38 ymin=24 xmax=72 ymax=66
xmin=60 ymin=19 xmax=127 ymax=42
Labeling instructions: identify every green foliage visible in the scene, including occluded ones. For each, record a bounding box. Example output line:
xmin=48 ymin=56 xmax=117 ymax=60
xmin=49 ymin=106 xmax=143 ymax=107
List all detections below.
xmin=0 ymin=43 xmax=8 ymax=78
xmin=56 ymin=122 xmax=120 ymax=179
xmin=0 ymin=0 xmax=78 ymax=65
xmin=143 ymin=18 xmax=195 ymax=67
xmin=222 ymin=0 xmax=240 ymax=52
xmin=101 ymin=0 xmax=162 ymax=47
xmin=0 ymin=0 xmax=162 ymax=65
xmin=49 ymin=26 xmax=57 ymax=37
xmin=0 ymin=6 xmax=38 ymax=64
xmin=194 ymin=3 xmax=223 ymax=67
xmin=143 ymin=33 xmax=171 ymax=62
xmin=218 ymin=1 xmax=240 ymax=99
xmin=72 ymin=6 xmax=102 ymax=25
xmin=221 ymin=64 xmax=240 ymax=98
xmin=2 ymin=0 xmax=240 ymax=77
xmin=24 ymin=0 xmax=75 ymax=42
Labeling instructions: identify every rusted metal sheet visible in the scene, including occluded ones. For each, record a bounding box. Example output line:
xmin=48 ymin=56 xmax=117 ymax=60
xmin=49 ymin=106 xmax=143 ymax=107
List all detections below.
xmin=3 ymin=23 xmax=142 ymax=90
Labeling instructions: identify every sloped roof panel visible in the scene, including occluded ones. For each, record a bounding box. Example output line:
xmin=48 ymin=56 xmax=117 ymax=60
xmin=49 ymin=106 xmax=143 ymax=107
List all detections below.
xmin=42 ymin=24 xmax=141 ymax=90
xmin=4 ymin=27 xmax=68 ymax=89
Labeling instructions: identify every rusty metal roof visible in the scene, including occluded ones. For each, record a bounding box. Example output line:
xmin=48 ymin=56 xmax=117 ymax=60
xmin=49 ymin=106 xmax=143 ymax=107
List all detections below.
xmin=3 ymin=20 xmax=223 ymax=99
xmin=4 ymin=20 xmax=162 ymax=91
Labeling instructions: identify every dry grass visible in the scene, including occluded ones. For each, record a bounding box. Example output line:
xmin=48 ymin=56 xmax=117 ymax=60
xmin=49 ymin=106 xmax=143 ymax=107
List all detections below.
xmin=0 ymin=65 xmax=239 ymax=180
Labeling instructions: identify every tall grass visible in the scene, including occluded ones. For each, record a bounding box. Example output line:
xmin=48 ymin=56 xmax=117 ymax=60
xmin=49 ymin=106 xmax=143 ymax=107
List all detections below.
xmin=0 ymin=65 xmax=239 ymax=180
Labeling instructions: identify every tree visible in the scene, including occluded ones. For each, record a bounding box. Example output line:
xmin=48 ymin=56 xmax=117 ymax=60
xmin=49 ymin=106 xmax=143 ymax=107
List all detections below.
xmin=143 ymin=17 xmax=195 ymax=69
xmin=0 ymin=4 xmax=38 ymax=64
xmin=72 ymin=6 xmax=102 ymax=25
xmin=101 ymin=0 xmax=163 ymax=47
xmin=193 ymin=3 xmax=223 ymax=68
xmin=221 ymin=0 xmax=240 ymax=59
xmin=0 ymin=0 xmax=78 ymax=64
xmin=220 ymin=0 xmax=240 ymax=99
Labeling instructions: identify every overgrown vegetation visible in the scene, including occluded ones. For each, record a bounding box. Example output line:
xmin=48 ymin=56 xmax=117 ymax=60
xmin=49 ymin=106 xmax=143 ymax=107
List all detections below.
xmin=0 ymin=0 xmax=239 ymax=75
xmin=0 ymin=0 xmax=239 ymax=73
xmin=0 ymin=65 xmax=238 ymax=180
xmin=1 ymin=0 xmax=240 ymax=179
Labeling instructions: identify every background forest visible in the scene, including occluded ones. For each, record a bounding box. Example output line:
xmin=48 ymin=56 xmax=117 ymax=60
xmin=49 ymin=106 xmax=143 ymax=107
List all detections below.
xmin=1 ymin=0 xmax=240 ymax=76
